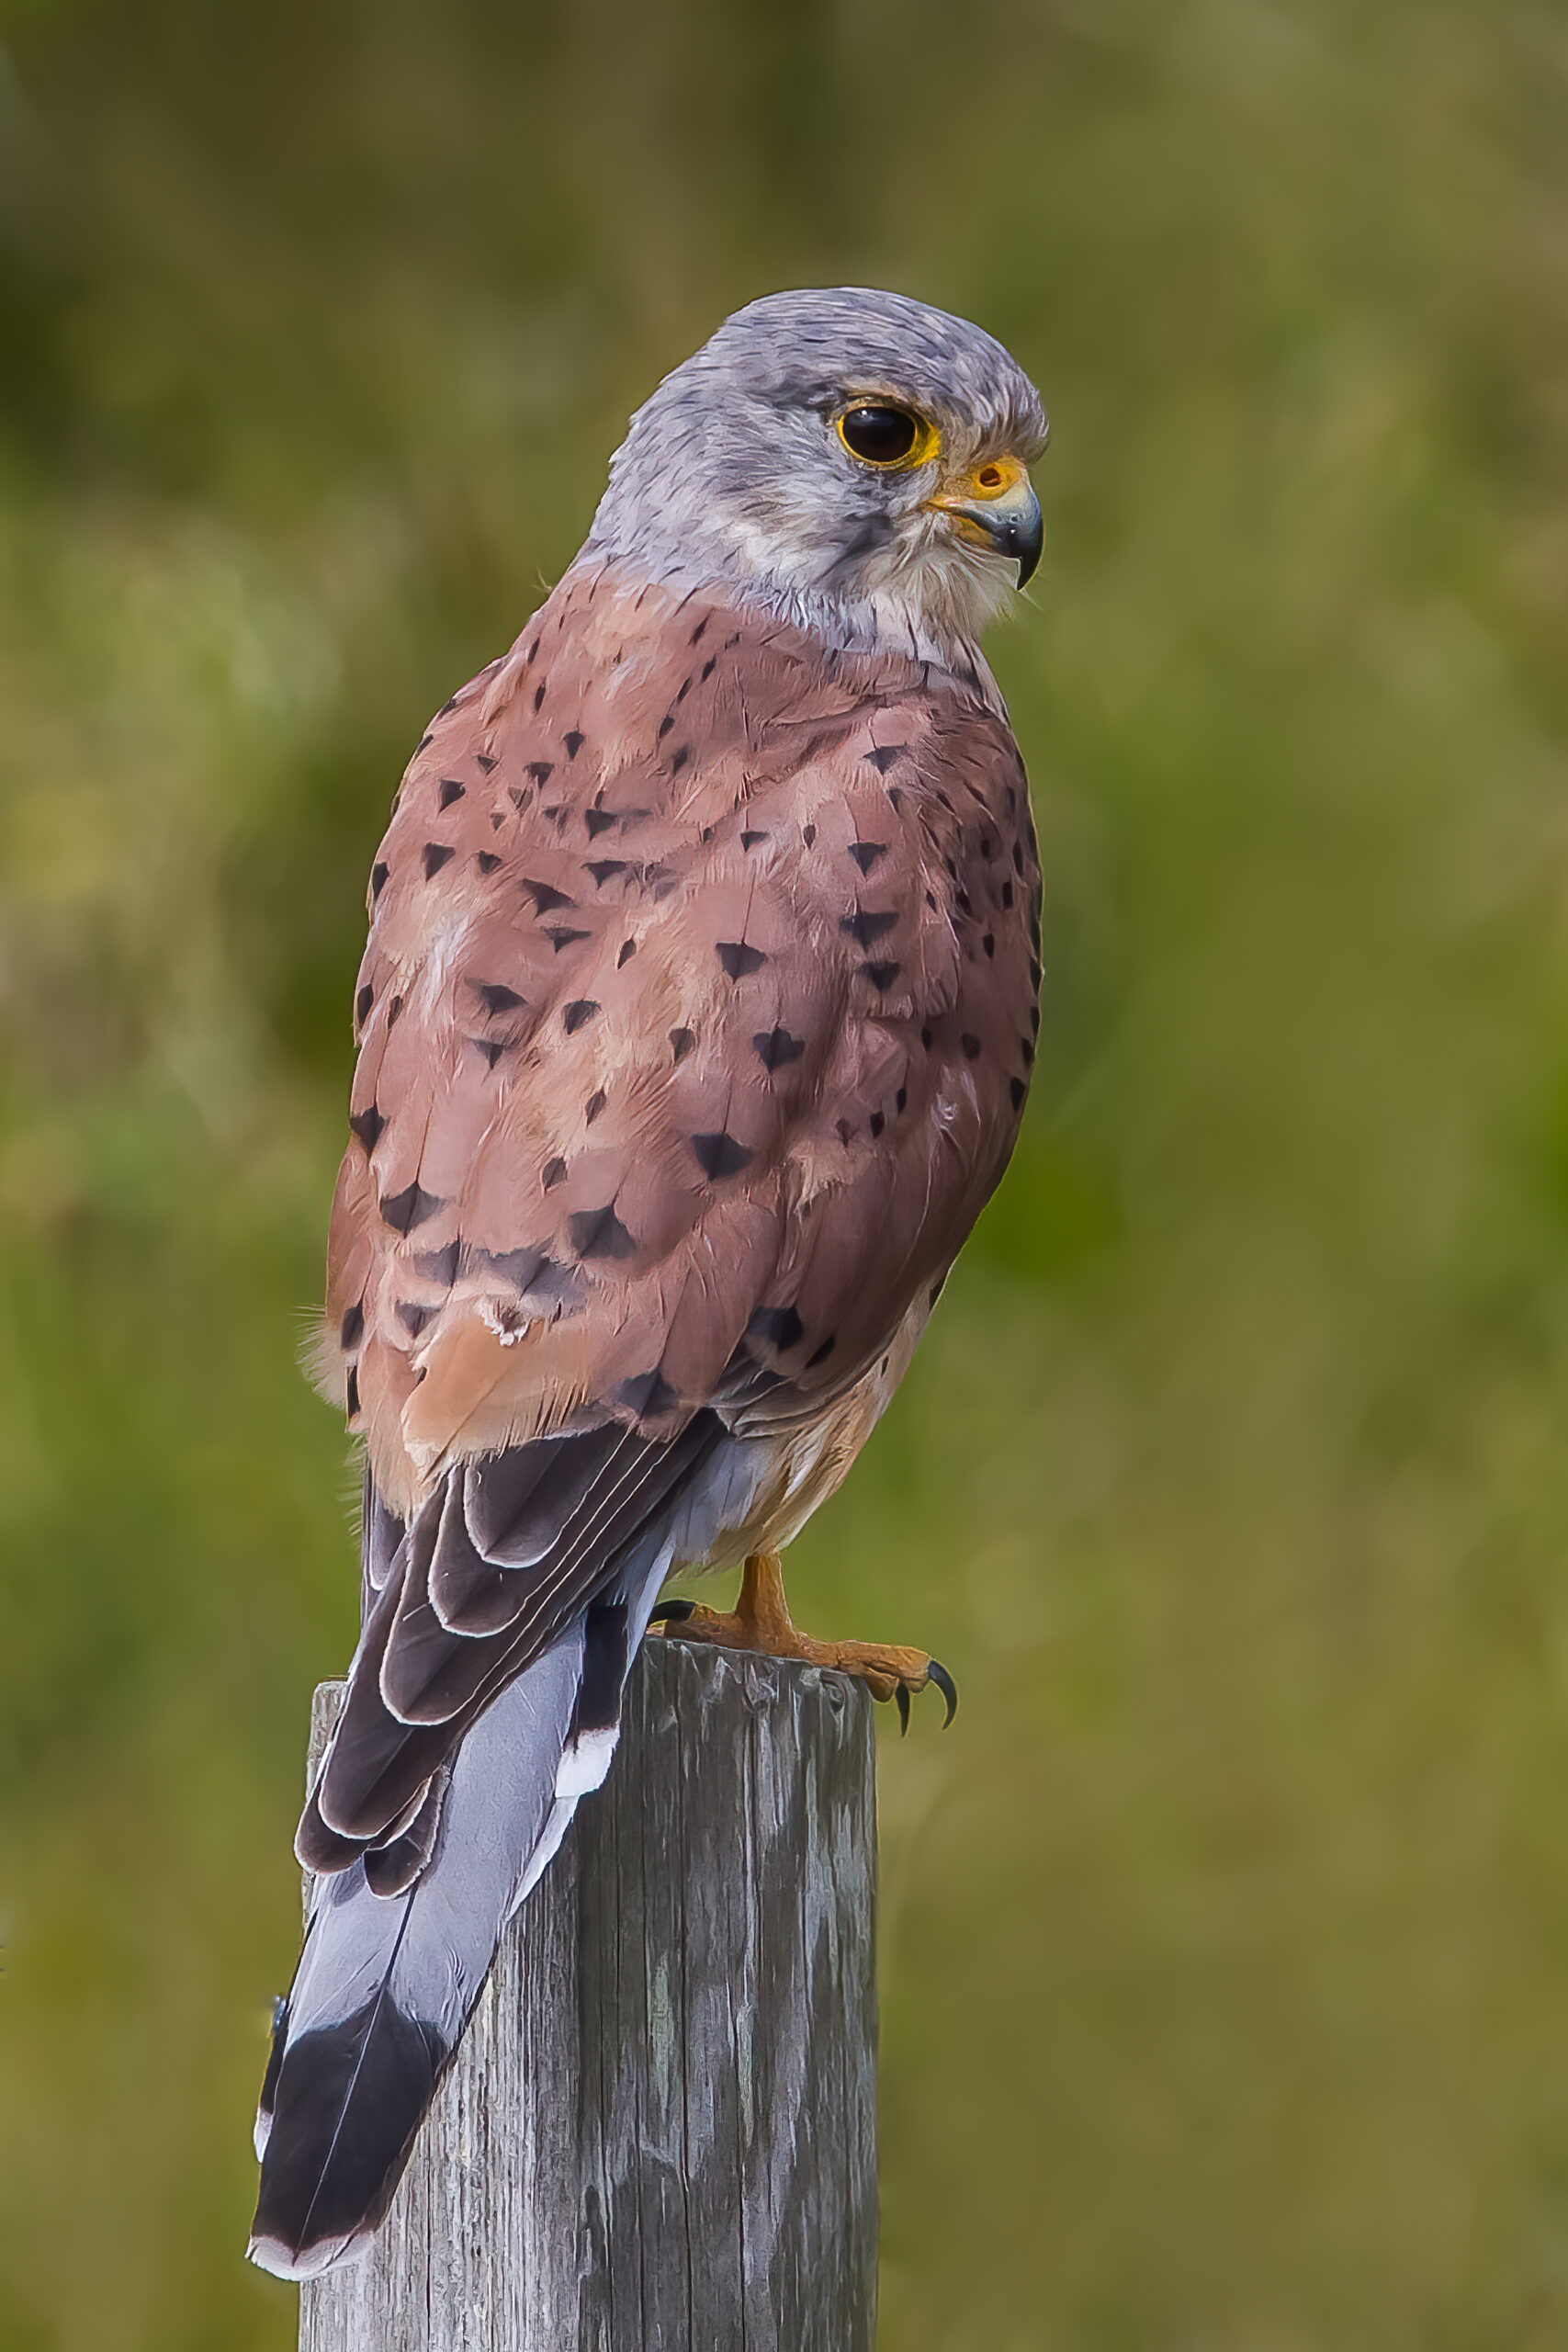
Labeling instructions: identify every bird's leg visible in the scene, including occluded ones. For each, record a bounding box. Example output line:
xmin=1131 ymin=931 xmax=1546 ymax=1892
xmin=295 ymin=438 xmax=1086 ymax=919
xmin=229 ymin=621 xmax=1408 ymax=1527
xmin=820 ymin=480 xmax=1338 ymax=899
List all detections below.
xmin=650 ymin=1551 xmax=956 ymax=1729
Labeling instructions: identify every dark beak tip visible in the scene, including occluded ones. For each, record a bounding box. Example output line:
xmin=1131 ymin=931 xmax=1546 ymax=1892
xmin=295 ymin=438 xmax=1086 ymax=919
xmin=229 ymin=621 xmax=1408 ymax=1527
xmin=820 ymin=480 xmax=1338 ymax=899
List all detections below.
xmin=1010 ymin=505 xmax=1045 ymax=591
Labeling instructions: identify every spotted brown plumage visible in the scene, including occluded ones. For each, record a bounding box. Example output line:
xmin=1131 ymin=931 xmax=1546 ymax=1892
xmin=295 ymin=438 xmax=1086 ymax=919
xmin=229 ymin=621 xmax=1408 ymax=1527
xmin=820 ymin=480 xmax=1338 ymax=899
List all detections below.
xmin=250 ymin=285 xmax=1048 ymax=2281
xmin=331 ymin=567 xmax=1037 ymax=1508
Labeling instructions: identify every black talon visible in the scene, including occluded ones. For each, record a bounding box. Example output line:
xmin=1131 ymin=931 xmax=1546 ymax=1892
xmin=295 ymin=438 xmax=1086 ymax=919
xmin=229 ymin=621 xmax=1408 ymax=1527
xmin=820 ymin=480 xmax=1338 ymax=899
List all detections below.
xmin=896 ymin=1683 xmax=911 ymax=1736
xmin=649 ymin=1598 xmax=695 ymax=1623
xmin=927 ymin=1657 xmax=958 ymax=1727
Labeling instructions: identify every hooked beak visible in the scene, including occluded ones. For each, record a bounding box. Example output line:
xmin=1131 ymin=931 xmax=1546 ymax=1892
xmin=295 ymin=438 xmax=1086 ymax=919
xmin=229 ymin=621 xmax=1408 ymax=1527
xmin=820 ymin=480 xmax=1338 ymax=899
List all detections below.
xmin=924 ymin=454 xmax=1043 ymax=589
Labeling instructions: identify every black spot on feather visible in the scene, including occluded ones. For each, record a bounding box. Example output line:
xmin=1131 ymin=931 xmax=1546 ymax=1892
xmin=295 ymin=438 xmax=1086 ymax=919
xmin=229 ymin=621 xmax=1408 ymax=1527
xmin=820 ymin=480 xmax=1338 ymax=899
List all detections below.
xmin=842 ymin=908 xmax=898 ymax=947
xmin=692 ymin=1131 xmax=754 ymax=1181
xmin=716 ymin=941 xmax=766 ymax=979
xmin=563 ymin=999 xmax=599 ymax=1034
xmin=349 ymin=1104 xmax=385 ymax=1152
xmin=848 ymin=841 xmax=886 ymax=875
xmin=569 ymin=1204 xmax=635 ymax=1261
xmin=615 ymin=1369 xmax=680 ymax=1420
xmin=584 ymin=808 xmax=615 ymax=839
xmin=670 ymin=1027 xmax=695 ymax=1063
xmin=423 ymin=843 xmax=456 ymax=880
xmin=413 ymin=1241 xmax=459 ymax=1285
xmin=438 ymin=778 xmax=465 ymax=809
xmin=468 ymin=1035 xmax=506 ymax=1069
xmin=472 ymin=981 xmax=525 ymax=1014
xmin=864 ymin=744 xmax=905 ymax=773
xmin=748 ymin=1305 xmax=805 ymax=1351
xmin=477 ymin=851 xmax=502 ymax=875
xmin=563 ymin=729 xmax=584 ymax=760
xmin=463 ymin=1242 xmax=552 ymax=1292
xmin=379 ymin=1182 xmax=445 ymax=1235
xmin=546 ymin=927 xmax=590 ymax=952
xmin=753 ymin=1026 xmax=806 ymax=1072
xmin=862 ymin=960 xmax=901 ymax=990
xmin=340 ymin=1303 xmax=364 ymax=1350
xmin=371 ymin=862 xmax=389 ymax=899
xmin=355 ymin=985 xmax=374 ymax=1027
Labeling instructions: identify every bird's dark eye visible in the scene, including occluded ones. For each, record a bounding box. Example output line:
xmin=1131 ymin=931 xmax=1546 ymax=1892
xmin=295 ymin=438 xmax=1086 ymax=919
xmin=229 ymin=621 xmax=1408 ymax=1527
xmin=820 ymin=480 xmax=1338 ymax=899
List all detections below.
xmin=837 ymin=404 xmax=926 ymax=468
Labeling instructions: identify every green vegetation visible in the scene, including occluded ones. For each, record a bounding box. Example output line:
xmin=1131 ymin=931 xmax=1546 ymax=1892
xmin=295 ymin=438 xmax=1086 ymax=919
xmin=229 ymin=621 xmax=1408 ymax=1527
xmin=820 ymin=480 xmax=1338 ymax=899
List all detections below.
xmin=2 ymin=2 xmax=1566 ymax=2343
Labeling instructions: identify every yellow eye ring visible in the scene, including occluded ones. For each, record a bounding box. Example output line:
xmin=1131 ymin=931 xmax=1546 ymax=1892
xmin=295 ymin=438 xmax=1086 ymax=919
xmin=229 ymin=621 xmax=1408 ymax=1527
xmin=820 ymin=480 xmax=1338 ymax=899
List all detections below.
xmin=836 ymin=402 xmax=940 ymax=470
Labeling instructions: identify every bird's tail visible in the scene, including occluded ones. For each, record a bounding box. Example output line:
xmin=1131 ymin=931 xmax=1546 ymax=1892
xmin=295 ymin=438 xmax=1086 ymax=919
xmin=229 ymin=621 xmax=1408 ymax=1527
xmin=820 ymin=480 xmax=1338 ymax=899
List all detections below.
xmin=247 ymin=1628 xmax=600 ymax=2280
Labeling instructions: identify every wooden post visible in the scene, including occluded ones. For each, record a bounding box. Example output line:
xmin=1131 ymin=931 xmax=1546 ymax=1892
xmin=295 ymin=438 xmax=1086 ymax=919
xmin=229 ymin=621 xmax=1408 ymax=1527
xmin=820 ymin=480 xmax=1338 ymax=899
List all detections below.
xmin=298 ymin=1636 xmax=879 ymax=2352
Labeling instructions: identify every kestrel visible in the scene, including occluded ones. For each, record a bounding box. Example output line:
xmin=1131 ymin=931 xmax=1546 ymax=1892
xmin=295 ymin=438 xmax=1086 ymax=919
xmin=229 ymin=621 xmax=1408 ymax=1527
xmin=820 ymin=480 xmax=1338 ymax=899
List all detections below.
xmin=249 ymin=287 xmax=1047 ymax=2278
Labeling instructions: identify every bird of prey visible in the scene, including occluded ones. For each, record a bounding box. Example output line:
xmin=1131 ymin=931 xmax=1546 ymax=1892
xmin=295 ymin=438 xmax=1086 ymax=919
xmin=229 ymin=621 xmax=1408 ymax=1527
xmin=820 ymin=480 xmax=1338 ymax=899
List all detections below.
xmin=248 ymin=286 xmax=1046 ymax=2279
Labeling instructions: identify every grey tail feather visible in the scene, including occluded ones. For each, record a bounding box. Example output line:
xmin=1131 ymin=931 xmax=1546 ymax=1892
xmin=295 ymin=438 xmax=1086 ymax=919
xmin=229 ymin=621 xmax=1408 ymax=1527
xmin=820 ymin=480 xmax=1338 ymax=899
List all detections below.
xmin=248 ymin=1624 xmax=606 ymax=2279
xmin=246 ymin=1430 xmax=770 ymax=2281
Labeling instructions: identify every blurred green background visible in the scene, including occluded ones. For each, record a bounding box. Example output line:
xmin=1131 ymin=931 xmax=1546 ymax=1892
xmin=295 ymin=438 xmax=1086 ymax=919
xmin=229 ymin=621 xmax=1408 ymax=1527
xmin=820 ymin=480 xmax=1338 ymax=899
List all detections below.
xmin=1 ymin=1 xmax=1566 ymax=2344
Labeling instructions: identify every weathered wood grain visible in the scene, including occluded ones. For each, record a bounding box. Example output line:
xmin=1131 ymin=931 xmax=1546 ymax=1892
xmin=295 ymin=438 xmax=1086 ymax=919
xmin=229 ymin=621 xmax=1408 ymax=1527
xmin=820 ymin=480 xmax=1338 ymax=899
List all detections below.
xmin=298 ymin=1636 xmax=878 ymax=2352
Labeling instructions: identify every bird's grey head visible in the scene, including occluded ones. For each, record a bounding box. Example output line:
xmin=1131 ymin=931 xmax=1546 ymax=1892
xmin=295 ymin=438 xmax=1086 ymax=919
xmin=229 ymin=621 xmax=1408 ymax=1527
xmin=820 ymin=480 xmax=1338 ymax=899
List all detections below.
xmin=583 ymin=288 xmax=1048 ymax=665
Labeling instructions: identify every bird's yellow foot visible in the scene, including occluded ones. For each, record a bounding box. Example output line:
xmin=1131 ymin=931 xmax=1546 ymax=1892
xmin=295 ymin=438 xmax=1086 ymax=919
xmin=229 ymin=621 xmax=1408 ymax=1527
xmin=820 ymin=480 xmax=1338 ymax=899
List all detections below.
xmin=650 ymin=1550 xmax=956 ymax=1731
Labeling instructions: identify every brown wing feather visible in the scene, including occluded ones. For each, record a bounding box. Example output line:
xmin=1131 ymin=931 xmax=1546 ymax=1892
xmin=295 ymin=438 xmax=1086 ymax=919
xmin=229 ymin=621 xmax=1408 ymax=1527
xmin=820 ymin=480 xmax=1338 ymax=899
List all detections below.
xmin=324 ymin=563 xmax=1038 ymax=1521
